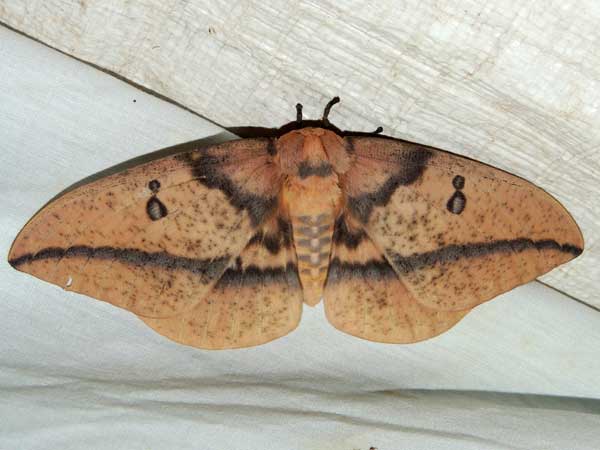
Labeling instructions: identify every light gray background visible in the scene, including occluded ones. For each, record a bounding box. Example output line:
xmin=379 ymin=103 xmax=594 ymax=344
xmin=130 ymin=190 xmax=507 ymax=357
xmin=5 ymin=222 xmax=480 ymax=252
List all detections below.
xmin=1 ymin=19 xmax=599 ymax=450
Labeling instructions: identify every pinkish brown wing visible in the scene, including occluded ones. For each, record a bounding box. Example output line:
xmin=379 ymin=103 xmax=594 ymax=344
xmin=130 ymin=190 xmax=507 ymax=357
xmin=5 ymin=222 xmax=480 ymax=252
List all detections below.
xmin=9 ymin=139 xmax=284 ymax=320
xmin=341 ymin=136 xmax=583 ymax=312
xmin=323 ymin=213 xmax=468 ymax=343
xmin=141 ymin=213 xmax=303 ymax=349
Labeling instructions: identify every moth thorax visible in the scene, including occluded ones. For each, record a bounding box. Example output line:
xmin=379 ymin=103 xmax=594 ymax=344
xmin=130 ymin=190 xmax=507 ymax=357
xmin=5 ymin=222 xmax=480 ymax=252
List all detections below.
xmin=276 ymin=127 xmax=351 ymax=176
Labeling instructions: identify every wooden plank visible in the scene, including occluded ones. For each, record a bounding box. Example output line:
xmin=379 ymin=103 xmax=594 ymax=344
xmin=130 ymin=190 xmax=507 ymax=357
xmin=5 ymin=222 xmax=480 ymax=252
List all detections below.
xmin=1 ymin=1 xmax=598 ymax=307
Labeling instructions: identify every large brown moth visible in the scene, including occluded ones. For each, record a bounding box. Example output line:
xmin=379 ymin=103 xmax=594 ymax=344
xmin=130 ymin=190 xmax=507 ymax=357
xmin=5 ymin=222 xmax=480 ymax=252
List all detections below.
xmin=9 ymin=98 xmax=583 ymax=349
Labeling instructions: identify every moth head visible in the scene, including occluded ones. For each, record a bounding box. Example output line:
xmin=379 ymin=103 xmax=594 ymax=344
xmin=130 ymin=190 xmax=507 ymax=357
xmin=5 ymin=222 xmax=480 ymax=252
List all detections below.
xmin=276 ymin=127 xmax=352 ymax=177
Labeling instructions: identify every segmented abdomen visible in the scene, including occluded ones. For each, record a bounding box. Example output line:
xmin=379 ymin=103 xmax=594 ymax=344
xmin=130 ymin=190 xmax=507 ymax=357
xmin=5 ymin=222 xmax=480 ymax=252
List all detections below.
xmin=292 ymin=213 xmax=334 ymax=306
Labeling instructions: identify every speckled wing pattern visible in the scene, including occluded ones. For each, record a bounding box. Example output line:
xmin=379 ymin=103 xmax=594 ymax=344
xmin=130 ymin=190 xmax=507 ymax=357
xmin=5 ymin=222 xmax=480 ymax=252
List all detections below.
xmin=325 ymin=212 xmax=469 ymax=343
xmin=323 ymin=136 xmax=583 ymax=343
xmin=141 ymin=214 xmax=303 ymax=349
xmin=9 ymin=139 xmax=303 ymax=349
xmin=9 ymin=127 xmax=584 ymax=349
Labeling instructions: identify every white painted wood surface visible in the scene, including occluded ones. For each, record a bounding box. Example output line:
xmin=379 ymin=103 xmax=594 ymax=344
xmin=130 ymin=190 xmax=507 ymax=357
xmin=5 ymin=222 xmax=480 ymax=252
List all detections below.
xmin=0 ymin=1 xmax=598 ymax=308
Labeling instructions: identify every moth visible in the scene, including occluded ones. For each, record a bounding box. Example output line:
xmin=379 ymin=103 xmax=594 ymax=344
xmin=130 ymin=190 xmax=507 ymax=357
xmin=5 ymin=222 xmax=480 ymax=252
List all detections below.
xmin=9 ymin=98 xmax=584 ymax=349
